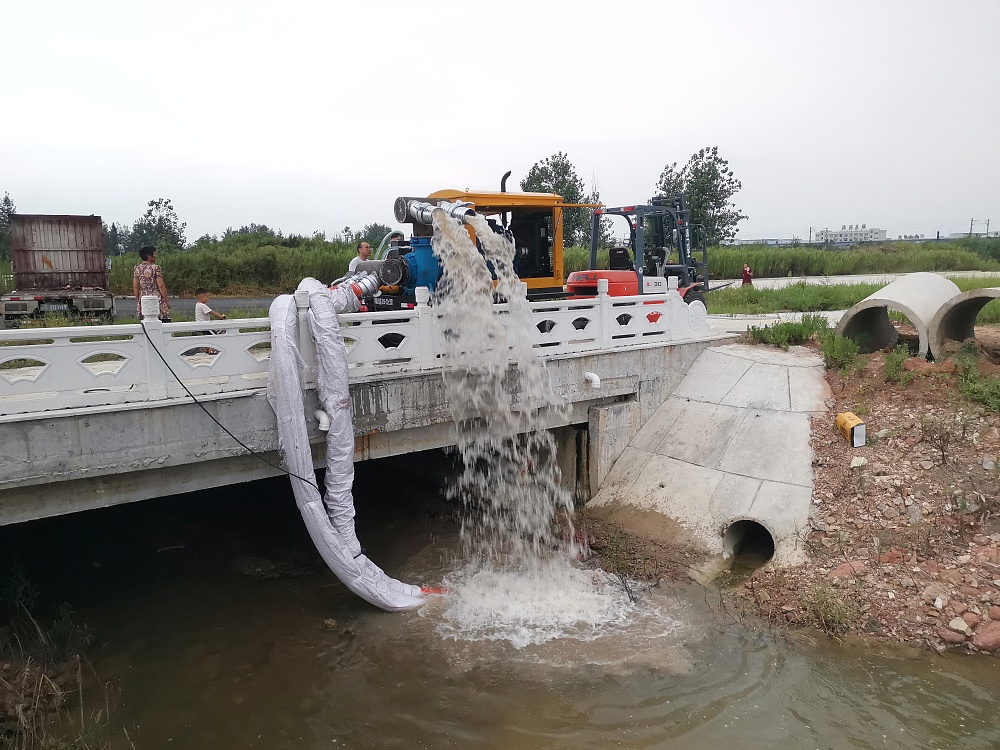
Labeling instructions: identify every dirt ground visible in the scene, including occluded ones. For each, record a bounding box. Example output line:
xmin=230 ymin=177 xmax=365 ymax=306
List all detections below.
xmin=585 ymin=326 xmax=1000 ymax=655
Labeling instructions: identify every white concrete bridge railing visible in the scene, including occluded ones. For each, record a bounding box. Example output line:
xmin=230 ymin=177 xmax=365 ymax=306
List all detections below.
xmin=0 ymin=281 xmax=712 ymax=419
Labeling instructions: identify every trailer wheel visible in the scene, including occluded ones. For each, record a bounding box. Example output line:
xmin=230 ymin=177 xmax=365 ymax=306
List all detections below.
xmin=685 ymin=291 xmax=706 ymax=307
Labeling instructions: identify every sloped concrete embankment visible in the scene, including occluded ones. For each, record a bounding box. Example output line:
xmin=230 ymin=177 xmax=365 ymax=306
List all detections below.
xmin=587 ymin=344 xmax=830 ymax=566
xmin=836 ymin=272 xmax=960 ymax=358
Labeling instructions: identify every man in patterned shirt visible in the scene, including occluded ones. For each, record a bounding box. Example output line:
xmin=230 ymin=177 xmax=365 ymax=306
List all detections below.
xmin=133 ymin=246 xmax=171 ymax=321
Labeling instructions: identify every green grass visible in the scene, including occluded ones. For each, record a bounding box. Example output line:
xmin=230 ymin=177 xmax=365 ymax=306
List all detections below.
xmin=564 ymin=238 xmax=1000 ymax=281
xmin=819 ymin=330 xmax=862 ymax=372
xmin=948 ymin=276 xmax=1000 ymax=324
xmin=11 ymin=234 xmax=1000 ymax=300
xmin=883 ymin=344 xmax=915 ymax=384
xmin=955 ymin=345 xmax=1000 ymax=411
xmin=707 ymin=243 xmax=1000 ymax=278
xmin=802 ymin=581 xmax=863 ymax=635
xmin=705 ymin=282 xmax=881 ymax=314
xmin=747 ymin=314 xmax=830 ymax=349
xmin=0 ymin=337 xmax=54 ymax=347
xmin=0 ymin=259 xmax=11 ymax=293
xmin=701 ymin=275 xmax=1000 ymax=317
xmin=110 ymin=233 xmax=357 ymax=296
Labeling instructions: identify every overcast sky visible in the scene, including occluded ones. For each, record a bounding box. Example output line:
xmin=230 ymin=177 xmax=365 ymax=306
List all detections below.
xmin=2 ymin=0 xmax=998 ymax=242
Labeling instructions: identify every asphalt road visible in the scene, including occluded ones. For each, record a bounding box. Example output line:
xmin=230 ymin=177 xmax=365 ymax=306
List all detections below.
xmin=117 ymin=296 xmax=275 ymax=316
xmin=716 ymin=270 xmax=1000 ymax=290
xmin=119 ymin=270 xmax=1000 ymax=316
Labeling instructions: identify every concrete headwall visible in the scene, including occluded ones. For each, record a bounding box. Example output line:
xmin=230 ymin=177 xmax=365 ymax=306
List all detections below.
xmin=588 ymin=344 xmax=830 ymax=566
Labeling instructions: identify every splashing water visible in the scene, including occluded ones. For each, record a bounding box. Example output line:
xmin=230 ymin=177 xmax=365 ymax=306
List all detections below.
xmin=429 ymin=210 xmax=640 ymax=645
xmin=431 ymin=211 xmax=574 ymax=565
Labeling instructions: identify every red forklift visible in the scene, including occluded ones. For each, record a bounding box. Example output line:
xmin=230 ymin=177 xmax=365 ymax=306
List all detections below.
xmin=566 ymin=195 xmax=712 ymax=304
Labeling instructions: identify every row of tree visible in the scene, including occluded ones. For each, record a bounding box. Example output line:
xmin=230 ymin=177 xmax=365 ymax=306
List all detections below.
xmin=520 ymin=147 xmax=747 ymax=247
xmin=0 ymin=193 xmax=398 ymax=262
xmin=0 ymin=148 xmax=746 ymax=262
xmin=0 ymin=192 xmax=15 ymax=262
xmin=0 ymin=194 xmax=192 ymax=262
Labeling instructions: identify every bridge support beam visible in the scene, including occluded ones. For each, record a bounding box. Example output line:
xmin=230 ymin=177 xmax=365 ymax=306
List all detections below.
xmin=588 ymin=402 xmax=641 ymax=492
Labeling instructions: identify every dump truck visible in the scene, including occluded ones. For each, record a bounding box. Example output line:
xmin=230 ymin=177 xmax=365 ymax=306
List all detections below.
xmin=1 ymin=214 xmax=114 ymax=327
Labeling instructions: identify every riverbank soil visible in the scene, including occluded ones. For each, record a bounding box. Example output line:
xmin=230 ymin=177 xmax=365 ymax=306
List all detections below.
xmin=578 ymin=505 xmax=708 ymax=585
xmin=731 ymin=331 xmax=1000 ymax=654
xmin=581 ymin=328 xmax=1000 ymax=654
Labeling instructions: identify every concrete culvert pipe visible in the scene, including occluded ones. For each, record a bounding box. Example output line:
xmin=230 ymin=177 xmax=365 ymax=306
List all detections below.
xmin=836 ymin=272 xmax=960 ymax=358
xmin=928 ymin=287 xmax=1000 ymax=361
xmin=723 ymin=520 xmax=775 ymax=568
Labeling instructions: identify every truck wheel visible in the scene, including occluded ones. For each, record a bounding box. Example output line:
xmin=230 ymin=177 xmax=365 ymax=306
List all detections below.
xmin=685 ymin=291 xmax=706 ymax=307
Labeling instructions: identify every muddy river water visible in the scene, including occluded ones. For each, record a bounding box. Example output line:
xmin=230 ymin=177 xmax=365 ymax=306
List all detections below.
xmin=4 ymin=472 xmax=1000 ymax=749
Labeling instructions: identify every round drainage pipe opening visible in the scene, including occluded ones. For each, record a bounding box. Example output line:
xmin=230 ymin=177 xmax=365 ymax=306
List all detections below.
xmin=723 ymin=520 xmax=775 ymax=570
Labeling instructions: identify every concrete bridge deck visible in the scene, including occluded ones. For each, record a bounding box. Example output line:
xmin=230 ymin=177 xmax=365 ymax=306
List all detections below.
xmin=1 ymin=285 xmax=733 ymax=525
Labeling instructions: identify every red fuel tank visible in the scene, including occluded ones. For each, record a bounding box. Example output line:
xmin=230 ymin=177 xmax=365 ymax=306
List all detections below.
xmin=565 ymin=270 xmax=639 ymax=298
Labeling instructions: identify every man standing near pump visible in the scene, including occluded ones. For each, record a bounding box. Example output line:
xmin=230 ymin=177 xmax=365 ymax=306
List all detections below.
xmin=348 ymin=241 xmax=372 ymax=273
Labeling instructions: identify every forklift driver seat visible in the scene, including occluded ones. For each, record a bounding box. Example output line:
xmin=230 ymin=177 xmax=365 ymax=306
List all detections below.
xmin=609 ymin=246 xmax=633 ymax=270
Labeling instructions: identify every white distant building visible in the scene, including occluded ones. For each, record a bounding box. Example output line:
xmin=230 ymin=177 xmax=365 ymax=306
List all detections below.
xmin=815 ymin=224 xmax=887 ymax=243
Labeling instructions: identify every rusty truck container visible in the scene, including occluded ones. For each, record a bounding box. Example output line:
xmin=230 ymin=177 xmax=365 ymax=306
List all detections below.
xmin=10 ymin=215 xmax=107 ymax=289
xmin=2 ymin=214 xmax=115 ymax=326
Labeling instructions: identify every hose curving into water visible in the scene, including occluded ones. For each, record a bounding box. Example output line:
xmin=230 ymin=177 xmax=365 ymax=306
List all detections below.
xmin=267 ymin=278 xmax=427 ymax=611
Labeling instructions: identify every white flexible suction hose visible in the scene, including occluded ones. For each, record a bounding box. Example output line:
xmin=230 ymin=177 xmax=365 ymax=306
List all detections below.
xmin=267 ymin=278 xmax=427 ymax=611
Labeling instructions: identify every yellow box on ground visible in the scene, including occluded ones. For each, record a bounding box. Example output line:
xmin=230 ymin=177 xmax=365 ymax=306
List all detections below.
xmin=835 ymin=411 xmax=866 ymax=448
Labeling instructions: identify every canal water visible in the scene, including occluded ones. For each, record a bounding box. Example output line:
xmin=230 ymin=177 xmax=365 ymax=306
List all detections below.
xmin=2 ymin=456 xmax=999 ymax=749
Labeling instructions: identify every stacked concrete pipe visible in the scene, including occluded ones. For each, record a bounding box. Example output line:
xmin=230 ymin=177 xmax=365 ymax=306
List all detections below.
xmin=928 ymin=287 xmax=1000 ymax=360
xmin=836 ymin=272 xmax=960 ymax=358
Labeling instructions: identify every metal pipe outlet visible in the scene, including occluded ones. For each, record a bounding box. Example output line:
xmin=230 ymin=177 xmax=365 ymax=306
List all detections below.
xmin=394 ymin=198 xmax=476 ymax=225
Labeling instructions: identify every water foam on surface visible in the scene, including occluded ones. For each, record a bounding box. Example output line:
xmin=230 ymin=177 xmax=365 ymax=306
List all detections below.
xmin=435 ymin=559 xmax=638 ymax=648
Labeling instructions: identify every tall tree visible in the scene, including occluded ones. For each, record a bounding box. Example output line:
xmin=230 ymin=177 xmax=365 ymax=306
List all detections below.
xmin=223 ymin=223 xmax=280 ymax=239
xmin=0 ymin=192 xmax=16 ymax=262
xmin=586 ymin=181 xmax=616 ymax=249
xmin=128 ymin=198 xmax=187 ymax=253
xmin=520 ymin=152 xmax=589 ymax=246
xmin=358 ymin=222 xmax=395 ymax=247
xmin=655 ymin=147 xmax=747 ymax=245
xmin=102 ymin=221 xmax=132 ymax=257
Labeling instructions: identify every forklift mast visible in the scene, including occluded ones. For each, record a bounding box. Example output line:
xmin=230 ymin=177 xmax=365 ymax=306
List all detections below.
xmin=589 ymin=196 xmax=709 ymax=294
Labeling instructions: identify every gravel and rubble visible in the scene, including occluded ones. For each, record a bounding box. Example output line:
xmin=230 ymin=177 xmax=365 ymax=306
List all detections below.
xmin=735 ymin=342 xmax=1000 ymax=655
